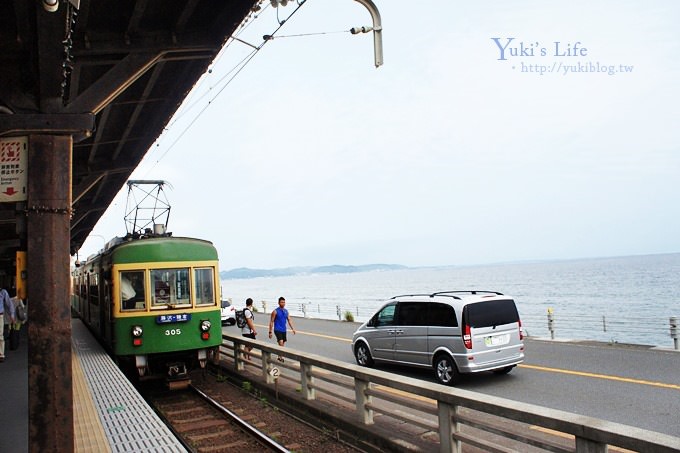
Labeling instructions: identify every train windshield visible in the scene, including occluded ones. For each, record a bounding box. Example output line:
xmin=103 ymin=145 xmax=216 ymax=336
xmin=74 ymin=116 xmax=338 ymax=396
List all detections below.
xmin=119 ymin=266 xmax=217 ymax=310
xmin=151 ymin=268 xmax=191 ymax=307
xmin=120 ymin=270 xmax=146 ymax=310
xmin=194 ymin=267 xmax=216 ymax=306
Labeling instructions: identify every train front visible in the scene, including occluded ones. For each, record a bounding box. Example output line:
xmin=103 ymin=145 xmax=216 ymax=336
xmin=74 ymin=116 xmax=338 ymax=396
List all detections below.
xmin=110 ymin=236 xmax=222 ymax=388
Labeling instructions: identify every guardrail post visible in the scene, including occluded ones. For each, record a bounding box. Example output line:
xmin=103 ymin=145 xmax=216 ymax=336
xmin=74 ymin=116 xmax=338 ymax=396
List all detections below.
xmin=437 ymin=401 xmax=456 ymax=453
xmin=337 ymin=305 xmax=342 ymax=321
xmin=263 ymin=351 xmax=275 ymax=383
xmin=300 ymin=363 xmax=315 ymax=400
xmin=548 ymin=308 xmax=555 ymax=339
xmin=354 ymin=378 xmax=373 ymax=424
xmin=302 ymin=303 xmax=308 ymax=318
xmin=234 ymin=340 xmax=245 ymax=371
xmin=671 ymin=316 xmax=678 ymax=350
xmin=575 ymin=436 xmax=607 ymax=452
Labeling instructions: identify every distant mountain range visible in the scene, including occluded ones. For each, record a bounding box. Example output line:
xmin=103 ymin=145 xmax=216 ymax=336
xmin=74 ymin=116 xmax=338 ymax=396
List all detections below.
xmin=219 ymin=264 xmax=407 ymax=280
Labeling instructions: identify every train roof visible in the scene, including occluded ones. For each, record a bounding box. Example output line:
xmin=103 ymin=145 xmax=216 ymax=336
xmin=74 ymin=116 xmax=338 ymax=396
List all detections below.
xmin=81 ymin=235 xmax=218 ymax=266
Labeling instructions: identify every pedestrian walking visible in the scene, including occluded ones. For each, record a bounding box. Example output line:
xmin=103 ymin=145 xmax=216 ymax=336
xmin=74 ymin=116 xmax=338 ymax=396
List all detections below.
xmin=241 ymin=298 xmax=257 ymax=360
xmin=0 ymin=288 xmax=16 ymax=362
xmin=7 ymin=296 xmax=26 ymax=350
xmin=268 ymin=296 xmax=295 ymax=362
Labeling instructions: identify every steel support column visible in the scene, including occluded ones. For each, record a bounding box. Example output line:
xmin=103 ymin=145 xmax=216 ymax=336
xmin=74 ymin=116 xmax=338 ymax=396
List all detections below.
xmin=27 ymin=134 xmax=73 ymax=453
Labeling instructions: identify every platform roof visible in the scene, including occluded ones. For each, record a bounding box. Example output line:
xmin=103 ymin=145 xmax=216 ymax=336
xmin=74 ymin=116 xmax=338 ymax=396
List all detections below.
xmin=0 ymin=0 xmax=258 ymax=277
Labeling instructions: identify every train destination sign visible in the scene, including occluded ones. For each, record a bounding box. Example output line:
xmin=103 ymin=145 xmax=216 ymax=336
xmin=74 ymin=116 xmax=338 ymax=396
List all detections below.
xmin=156 ymin=313 xmax=192 ymax=324
xmin=0 ymin=136 xmax=27 ymax=203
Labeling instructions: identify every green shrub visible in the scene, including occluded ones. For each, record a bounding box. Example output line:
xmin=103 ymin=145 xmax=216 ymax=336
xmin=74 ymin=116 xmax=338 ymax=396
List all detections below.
xmin=343 ymin=311 xmax=354 ymax=322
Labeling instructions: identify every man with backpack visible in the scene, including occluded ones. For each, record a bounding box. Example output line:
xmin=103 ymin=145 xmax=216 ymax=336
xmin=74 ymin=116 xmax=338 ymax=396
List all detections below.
xmin=239 ymin=298 xmax=256 ymax=360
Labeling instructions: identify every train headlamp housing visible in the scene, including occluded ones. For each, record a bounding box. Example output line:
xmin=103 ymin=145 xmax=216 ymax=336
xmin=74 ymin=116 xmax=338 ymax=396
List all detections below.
xmin=132 ymin=325 xmax=143 ymax=337
xmin=131 ymin=325 xmax=143 ymax=346
xmin=200 ymin=320 xmax=211 ymax=340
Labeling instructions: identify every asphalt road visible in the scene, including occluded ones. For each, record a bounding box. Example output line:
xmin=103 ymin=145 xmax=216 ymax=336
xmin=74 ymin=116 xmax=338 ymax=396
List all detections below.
xmin=232 ymin=316 xmax=680 ymax=438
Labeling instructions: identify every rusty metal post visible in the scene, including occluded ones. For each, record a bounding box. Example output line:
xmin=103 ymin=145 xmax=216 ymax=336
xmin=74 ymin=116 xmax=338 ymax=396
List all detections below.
xmin=27 ymin=134 xmax=74 ymax=453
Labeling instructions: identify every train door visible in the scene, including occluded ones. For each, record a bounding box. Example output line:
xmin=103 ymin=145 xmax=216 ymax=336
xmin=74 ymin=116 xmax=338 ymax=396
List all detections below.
xmin=81 ymin=274 xmax=90 ymax=323
xmin=88 ymin=272 xmax=101 ymax=331
xmin=100 ymin=268 xmax=111 ymax=344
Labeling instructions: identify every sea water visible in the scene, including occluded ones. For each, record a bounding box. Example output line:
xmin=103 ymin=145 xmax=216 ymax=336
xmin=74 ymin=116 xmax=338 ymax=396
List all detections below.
xmin=221 ymin=253 xmax=680 ymax=347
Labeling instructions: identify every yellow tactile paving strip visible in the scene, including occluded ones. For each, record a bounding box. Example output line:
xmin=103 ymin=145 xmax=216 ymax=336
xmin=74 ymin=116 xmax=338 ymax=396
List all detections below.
xmin=73 ymin=351 xmax=112 ymax=453
xmin=70 ymin=319 xmax=187 ymax=452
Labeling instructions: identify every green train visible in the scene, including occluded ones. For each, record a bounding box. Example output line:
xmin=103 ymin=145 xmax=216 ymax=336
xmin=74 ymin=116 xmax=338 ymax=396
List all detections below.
xmin=71 ymin=232 xmax=222 ymax=387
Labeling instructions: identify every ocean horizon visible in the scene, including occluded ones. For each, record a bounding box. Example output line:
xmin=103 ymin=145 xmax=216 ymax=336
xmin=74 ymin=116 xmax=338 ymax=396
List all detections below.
xmin=221 ymin=252 xmax=680 ymax=348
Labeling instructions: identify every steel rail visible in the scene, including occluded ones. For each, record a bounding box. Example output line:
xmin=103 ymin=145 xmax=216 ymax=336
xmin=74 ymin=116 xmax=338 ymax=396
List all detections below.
xmin=189 ymin=384 xmax=289 ymax=453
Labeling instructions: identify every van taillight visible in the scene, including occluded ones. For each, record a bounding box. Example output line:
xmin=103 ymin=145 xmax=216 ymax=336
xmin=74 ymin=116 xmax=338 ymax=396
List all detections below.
xmin=463 ymin=324 xmax=472 ymax=349
xmin=518 ymin=319 xmax=524 ymax=340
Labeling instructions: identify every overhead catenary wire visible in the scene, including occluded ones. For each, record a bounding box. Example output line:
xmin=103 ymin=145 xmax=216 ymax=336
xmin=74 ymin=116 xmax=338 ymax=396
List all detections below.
xmin=159 ymin=0 xmax=308 ymax=133
xmin=143 ymin=0 xmax=311 ymax=174
xmin=263 ymin=29 xmax=350 ymax=40
xmin=163 ymin=2 xmax=272 ymax=130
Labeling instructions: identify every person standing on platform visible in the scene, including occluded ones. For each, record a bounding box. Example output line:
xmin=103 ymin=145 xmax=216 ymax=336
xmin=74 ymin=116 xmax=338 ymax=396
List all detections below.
xmin=268 ymin=296 xmax=295 ymax=362
xmin=0 ymin=287 xmax=16 ymax=362
xmin=8 ymin=296 xmax=26 ymax=350
xmin=241 ymin=297 xmax=257 ymax=360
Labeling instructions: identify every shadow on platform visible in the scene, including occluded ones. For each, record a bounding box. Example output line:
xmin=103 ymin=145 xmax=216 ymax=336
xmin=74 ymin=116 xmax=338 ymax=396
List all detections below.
xmin=0 ymin=325 xmax=28 ymax=453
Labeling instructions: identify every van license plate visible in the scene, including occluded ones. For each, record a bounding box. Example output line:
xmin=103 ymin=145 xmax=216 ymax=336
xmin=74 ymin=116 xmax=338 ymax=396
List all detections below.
xmin=485 ymin=334 xmax=510 ymax=347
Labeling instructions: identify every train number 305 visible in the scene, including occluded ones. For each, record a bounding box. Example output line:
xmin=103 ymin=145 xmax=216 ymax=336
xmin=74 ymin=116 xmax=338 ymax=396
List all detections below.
xmin=164 ymin=328 xmax=182 ymax=336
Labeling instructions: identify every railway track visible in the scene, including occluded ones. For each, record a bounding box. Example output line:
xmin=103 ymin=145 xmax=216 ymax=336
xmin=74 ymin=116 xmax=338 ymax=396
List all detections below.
xmin=149 ymin=384 xmax=289 ymax=452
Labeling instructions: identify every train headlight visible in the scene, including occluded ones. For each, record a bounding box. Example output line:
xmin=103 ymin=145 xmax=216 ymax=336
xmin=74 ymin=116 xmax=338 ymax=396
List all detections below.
xmin=131 ymin=325 xmax=143 ymax=346
xmin=200 ymin=320 xmax=211 ymax=340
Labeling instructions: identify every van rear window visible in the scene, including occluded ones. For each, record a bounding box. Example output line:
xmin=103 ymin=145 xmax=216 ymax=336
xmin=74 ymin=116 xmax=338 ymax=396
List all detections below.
xmin=464 ymin=299 xmax=519 ymax=328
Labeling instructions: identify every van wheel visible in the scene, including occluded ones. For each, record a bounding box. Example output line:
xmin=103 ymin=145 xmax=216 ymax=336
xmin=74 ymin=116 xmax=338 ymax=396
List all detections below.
xmin=492 ymin=365 xmax=515 ymax=375
xmin=354 ymin=342 xmax=374 ymax=367
xmin=434 ymin=354 xmax=460 ymax=385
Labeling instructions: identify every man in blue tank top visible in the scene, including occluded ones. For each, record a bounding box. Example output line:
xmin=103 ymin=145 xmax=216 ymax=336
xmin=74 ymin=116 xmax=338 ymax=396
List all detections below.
xmin=268 ymin=296 xmax=296 ymax=362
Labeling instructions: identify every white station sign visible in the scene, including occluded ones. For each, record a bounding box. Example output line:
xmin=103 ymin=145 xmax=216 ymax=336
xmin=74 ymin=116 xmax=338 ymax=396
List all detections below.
xmin=0 ymin=136 xmax=27 ymax=202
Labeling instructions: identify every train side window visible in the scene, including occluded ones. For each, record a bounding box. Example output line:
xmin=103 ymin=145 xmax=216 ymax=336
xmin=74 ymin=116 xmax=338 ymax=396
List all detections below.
xmin=194 ymin=268 xmax=215 ymax=306
xmin=120 ymin=271 xmax=146 ymax=311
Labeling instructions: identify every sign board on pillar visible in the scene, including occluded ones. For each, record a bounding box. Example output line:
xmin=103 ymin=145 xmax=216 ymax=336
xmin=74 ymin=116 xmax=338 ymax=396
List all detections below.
xmin=0 ymin=136 xmax=28 ymax=202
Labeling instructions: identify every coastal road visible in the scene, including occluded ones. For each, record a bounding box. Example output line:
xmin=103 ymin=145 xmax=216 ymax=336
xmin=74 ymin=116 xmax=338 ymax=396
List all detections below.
xmin=236 ymin=316 xmax=680 ymax=438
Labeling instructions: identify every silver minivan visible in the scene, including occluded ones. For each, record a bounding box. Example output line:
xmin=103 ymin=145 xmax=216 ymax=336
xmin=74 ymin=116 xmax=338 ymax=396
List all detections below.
xmin=351 ymin=291 xmax=525 ymax=385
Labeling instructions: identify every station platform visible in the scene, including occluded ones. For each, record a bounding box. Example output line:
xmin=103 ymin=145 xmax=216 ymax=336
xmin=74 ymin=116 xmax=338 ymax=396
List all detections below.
xmin=0 ymin=319 xmax=187 ymax=453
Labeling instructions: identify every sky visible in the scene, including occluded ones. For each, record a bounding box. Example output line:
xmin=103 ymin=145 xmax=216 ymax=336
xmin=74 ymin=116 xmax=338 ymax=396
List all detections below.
xmin=78 ymin=0 xmax=680 ymax=270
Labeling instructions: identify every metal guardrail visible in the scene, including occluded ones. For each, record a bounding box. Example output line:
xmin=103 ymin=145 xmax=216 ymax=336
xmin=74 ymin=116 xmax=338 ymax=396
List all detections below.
xmin=244 ymin=299 xmax=680 ymax=349
xmin=219 ymin=333 xmax=680 ymax=453
xmin=523 ymin=312 xmax=679 ymax=348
